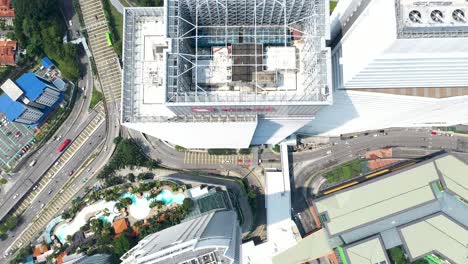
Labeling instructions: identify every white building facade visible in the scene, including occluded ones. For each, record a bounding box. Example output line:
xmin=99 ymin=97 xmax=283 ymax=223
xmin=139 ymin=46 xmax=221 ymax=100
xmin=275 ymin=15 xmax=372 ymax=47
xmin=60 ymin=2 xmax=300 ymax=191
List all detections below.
xmin=298 ymin=0 xmax=468 ymax=136
xmin=331 ymin=0 xmax=468 ymax=90
xmin=121 ymin=0 xmax=332 ymax=148
xmin=120 ymin=211 xmax=241 ymax=264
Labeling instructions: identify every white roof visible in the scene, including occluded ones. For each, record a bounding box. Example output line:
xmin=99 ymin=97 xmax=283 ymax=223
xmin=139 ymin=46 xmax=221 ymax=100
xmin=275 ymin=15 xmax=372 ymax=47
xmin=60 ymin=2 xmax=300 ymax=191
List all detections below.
xmin=434 ymin=155 xmax=468 ymax=201
xmin=1 ymin=79 xmax=23 ymax=101
xmin=188 ymin=186 xmax=209 ymax=199
xmin=265 ymin=47 xmax=297 ymax=71
xmin=315 ymin=161 xmax=439 ymax=235
xmin=399 ymin=214 xmax=468 ymax=264
xmin=345 ymin=237 xmax=389 ymax=264
xmin=265 ymin=170 xmax=297 ymax=253
xmin=242 ymin=152 xmax=298 ymax=264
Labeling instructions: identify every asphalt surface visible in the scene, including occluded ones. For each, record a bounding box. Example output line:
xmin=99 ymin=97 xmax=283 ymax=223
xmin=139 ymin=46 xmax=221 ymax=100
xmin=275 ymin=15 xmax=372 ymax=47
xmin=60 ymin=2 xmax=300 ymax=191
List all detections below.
xmin=0 ymin=57 xmax=95 ymax=222
xmin=128 ymin=130 xmax=267 ymax=240
xmin=0 ymin=0 xmax=124 ymax=257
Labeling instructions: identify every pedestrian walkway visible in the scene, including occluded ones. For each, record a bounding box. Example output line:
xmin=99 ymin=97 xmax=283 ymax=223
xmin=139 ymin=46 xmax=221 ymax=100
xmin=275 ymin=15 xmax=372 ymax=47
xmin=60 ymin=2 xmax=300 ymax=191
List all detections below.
xmin=184 ymin=151 xmax=253 ymax=165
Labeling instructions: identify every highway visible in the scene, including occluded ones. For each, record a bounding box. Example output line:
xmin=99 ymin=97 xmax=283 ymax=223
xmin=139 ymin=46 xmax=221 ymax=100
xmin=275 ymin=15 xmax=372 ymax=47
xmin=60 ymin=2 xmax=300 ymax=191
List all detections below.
xmin=0 ymin=53 xmax=95 ymax=222
xmin=0 ymin=0 xmax=123 ymax=258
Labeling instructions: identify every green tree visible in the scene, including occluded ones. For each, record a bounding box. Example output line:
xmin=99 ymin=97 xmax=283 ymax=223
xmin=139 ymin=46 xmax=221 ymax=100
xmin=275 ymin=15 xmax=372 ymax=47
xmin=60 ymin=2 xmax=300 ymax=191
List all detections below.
xmin=0 ymin=178 xmax=7 ymax=185
xmin=127 ymin=173 xmax=135 ymax=182
xmin=182 ymin=198 xmax=194 ymax=211
xmin=272 ymin=144 xmax=280 ymax=153
xmin=0 ymin=224 xmax=8 ymax=234
xmin=4 ymin=215 xmax=18 ymax=230
xmin=13 ymin=0 xmax=81 ymax=80
xmin=5 ymin=31 xmax=15 ymax=40
xmin=119 ymin=197 xmax=133 ymax=208
xmin=113 ymin=234 xmax=135 ymax=257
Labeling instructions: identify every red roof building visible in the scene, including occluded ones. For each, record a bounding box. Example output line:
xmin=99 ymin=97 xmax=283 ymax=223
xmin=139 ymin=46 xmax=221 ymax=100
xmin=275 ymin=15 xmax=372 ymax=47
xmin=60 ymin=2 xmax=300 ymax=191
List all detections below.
xmin=0 ymin=40 xmax=16 ymax=66
xmin=0 ymin=0 xmax=14 ymax=18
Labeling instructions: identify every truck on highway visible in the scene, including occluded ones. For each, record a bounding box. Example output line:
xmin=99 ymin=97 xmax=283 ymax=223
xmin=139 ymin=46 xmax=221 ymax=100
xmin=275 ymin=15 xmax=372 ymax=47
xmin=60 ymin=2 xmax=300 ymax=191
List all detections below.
xmin=57 ymin=139 xmax=71 ymax=152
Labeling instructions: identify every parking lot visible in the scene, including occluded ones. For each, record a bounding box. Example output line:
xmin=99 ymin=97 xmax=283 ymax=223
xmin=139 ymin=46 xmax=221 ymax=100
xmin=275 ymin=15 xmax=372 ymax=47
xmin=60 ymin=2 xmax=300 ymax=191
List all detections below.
xmin=0 ymin=113 xmax=35 ymax=167
xmin=184 ymin=151 xmax=253 ymax=165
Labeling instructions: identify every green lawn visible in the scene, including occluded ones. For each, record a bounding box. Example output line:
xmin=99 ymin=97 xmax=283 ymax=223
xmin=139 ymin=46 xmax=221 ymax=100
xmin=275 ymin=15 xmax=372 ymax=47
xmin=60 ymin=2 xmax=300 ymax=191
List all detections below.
xmin=324 ymin=159 xmax=363 ymax=184
xmin=110 ymin=4 xmax=123 ymax=42
xmin=330 ymin=1 xmax=338 ymax=14
xmin=89 ymin=87 xmax=103 ymax=109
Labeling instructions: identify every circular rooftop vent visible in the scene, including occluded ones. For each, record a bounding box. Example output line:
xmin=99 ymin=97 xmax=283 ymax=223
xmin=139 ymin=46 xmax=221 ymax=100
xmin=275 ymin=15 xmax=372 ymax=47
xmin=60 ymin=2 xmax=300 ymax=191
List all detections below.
xmin=431 ymin=10 xmax=444 ymax=23
xmin=409 ymin=10 xmax=422 ymax=23
xmin=452 ymin=9 xmax=466 ymax=22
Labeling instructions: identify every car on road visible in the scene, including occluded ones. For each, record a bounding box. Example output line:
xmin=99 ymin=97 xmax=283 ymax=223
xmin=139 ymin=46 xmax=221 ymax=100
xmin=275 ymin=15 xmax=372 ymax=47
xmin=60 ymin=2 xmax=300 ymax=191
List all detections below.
xmin=69 ymin=170 xmax=74 ymax=176
xmin=13 ymin=193 xmax=18 ymax=199
xmin=48 ymin=189 xmax=53 ymax=195
xmin=29 ymin=160 xmax=37 ymax=167
xmin=40 ymin=203 xmax=44 ymax=208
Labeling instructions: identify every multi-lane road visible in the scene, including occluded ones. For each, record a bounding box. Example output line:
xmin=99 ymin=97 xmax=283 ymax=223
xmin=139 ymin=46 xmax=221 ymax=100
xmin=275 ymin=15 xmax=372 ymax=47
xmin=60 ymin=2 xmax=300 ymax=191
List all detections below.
xmin=0 ymin=0 xmax=124 ymax=257
xmin=0 ymin=54 xmax=95 ymax=221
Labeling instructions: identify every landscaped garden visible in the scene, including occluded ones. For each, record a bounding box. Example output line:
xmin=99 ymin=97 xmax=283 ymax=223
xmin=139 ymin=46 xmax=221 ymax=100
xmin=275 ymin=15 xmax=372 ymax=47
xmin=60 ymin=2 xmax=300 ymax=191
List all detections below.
xmin=323 ymin=158 xmax=367 ymax=184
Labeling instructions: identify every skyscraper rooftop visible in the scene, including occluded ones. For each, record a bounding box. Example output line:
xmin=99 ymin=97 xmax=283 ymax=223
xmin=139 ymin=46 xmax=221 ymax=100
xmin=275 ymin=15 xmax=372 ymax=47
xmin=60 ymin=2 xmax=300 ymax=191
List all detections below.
xmin=121 ymin=0 xmax=332 ymax=148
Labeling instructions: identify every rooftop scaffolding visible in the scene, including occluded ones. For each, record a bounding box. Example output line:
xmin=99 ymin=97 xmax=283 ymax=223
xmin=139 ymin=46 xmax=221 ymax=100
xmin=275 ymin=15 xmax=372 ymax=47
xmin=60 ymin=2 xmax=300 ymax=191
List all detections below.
xmin=166 ymin=0 xmax=330 ymax=104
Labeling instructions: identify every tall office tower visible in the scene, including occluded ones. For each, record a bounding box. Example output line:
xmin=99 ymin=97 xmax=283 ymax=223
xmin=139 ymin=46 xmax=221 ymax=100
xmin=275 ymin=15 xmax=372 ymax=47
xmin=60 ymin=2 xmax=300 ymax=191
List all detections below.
xmin=120 ymin=211 xmax=241 ymax=264
xmin=299 ymin=0 xmax=468 ymax=136
xmin=121 ymin=0 xmax=331 ymax=148
xmin=331 ymin=0 xmax=468 ymax=91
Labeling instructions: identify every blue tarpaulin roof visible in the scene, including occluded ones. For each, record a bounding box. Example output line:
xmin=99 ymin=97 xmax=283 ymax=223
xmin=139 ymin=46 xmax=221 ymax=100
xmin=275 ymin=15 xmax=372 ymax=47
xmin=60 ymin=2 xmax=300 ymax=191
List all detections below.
xmin=41 ymin=57 xmax=54 ymax=69
xmin=15 ymin=72 xmax=46 ymax=101
xmin=0 ymin=94 xmax=25 ymax=121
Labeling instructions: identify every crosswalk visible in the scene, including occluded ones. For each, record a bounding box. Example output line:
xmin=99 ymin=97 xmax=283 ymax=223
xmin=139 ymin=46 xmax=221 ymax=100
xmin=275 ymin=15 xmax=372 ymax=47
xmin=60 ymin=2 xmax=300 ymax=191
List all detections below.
xmin=184 ymin=151 xmax=254 ymax=165
xmin=9 ymin=104 xmax=105 ymax=252
xmin=79 ymin=0 xmax=122 ymax=106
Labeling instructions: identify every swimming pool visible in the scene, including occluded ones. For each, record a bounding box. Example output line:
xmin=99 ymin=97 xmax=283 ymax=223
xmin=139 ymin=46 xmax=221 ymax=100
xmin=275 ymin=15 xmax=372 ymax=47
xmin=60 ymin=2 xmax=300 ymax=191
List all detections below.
xmin=55 ymin=223 xmax=70 ymax=244
xmin=155 ymin=189 xmax=185 ymax=206
xmin=51 ymin=190 xmax=186 ymax=243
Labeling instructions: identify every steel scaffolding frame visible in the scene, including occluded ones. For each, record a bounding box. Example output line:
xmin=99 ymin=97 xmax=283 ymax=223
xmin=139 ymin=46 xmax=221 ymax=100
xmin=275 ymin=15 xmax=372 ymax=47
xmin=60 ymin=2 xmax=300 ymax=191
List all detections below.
xmin=166 ymin=0 xmax=329 ymax=104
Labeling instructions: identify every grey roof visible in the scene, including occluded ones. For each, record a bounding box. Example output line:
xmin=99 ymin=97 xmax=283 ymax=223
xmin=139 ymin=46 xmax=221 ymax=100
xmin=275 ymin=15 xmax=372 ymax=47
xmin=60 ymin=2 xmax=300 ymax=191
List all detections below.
xmin=122 ymin=210 xmax=240 ymax=264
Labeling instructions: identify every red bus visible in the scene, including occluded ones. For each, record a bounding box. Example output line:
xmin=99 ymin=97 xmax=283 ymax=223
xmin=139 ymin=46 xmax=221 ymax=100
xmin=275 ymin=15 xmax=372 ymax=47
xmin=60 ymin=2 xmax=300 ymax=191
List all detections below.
xmin=57 ymin=139 xmax=71 ymax=152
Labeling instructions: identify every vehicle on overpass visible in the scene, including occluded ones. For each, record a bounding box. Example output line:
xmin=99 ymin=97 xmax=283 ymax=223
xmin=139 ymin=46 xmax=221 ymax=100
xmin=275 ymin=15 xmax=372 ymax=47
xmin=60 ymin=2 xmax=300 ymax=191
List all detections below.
xmin=57 ymin=139 xmax=71 ymax=152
